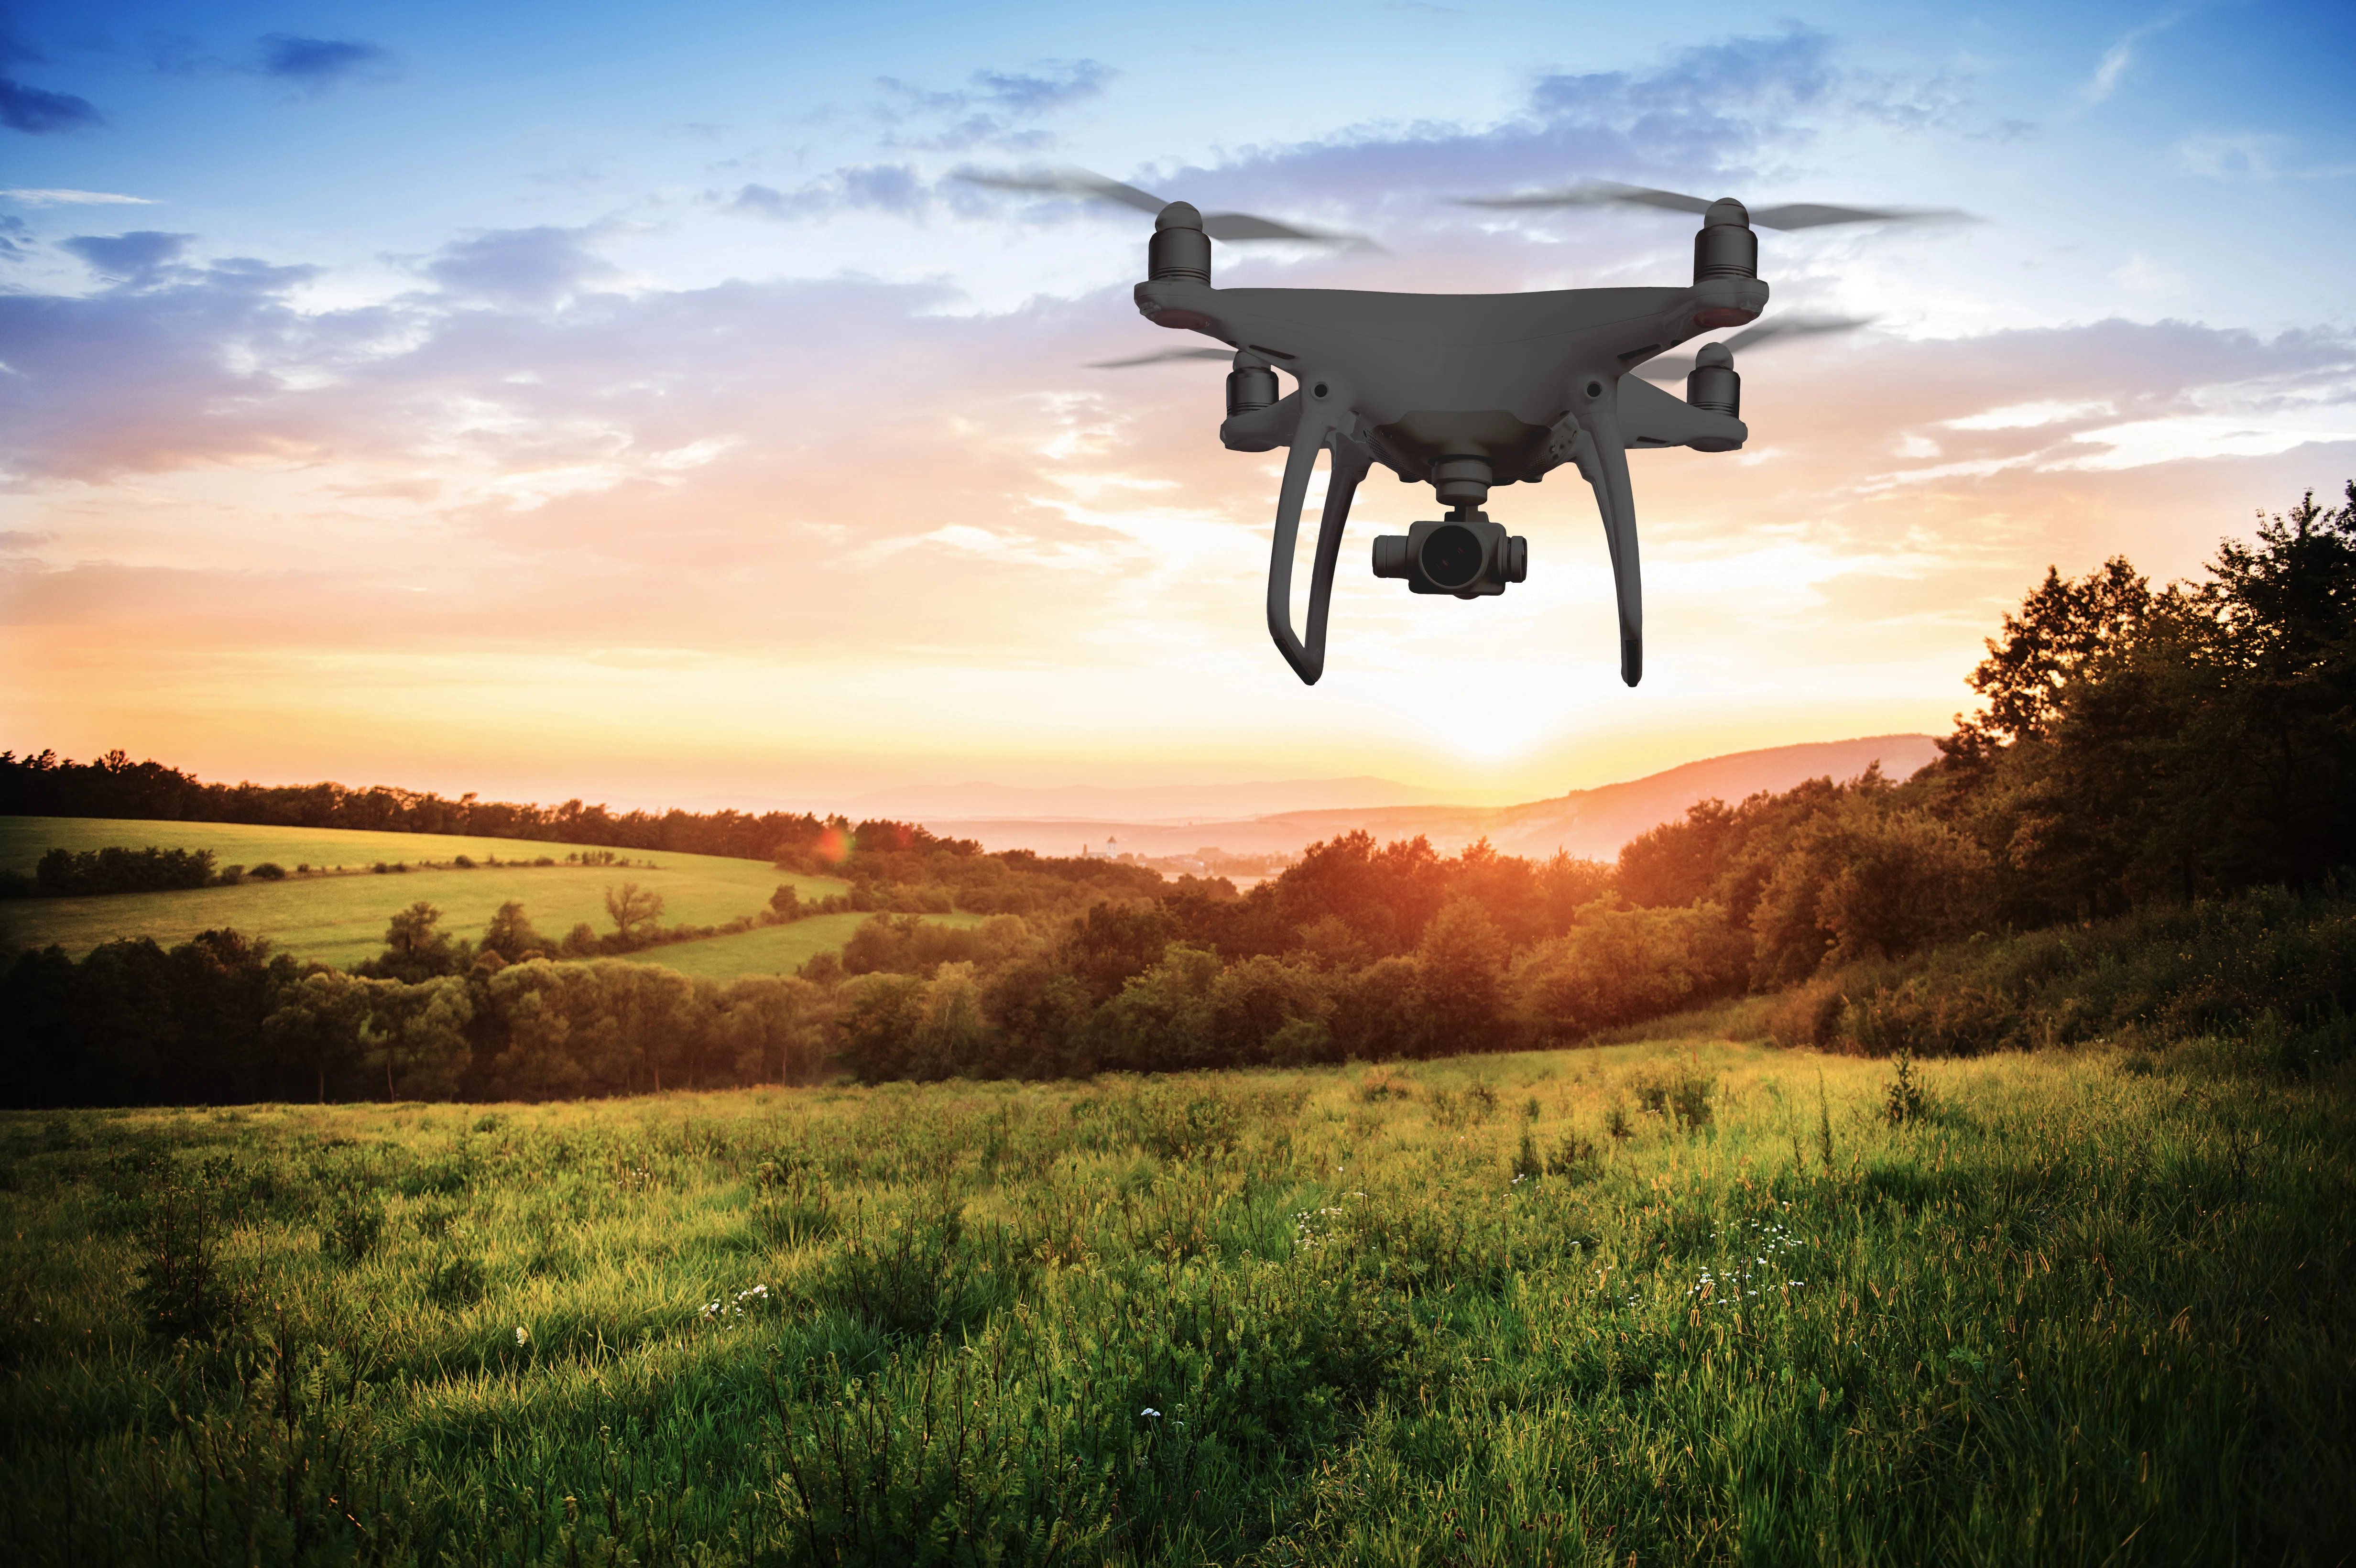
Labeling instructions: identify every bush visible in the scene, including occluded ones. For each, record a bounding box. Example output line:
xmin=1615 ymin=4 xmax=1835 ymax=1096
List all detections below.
xmin=34 ymin=844 xmax=217 ymax=896
xmin=249 ymin=861 xmax=287 ymax=880
xmin=1631 ymin=1067 xmax=1713 ymax=1131
xmin=425 ymin=1254 xmax=487 ymax=1308
xmin=321 ymin=1193 xmax=385 ymax=1263
xmin=1884 ymin=1046 xmax=1931 ymax=1124
xmin=133 ymin=1180 xmax=233 ymax=1342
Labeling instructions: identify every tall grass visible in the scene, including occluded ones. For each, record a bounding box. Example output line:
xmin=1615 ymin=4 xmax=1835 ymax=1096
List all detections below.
xmin=1 ymin=1031 xmax=2348 ymax=1564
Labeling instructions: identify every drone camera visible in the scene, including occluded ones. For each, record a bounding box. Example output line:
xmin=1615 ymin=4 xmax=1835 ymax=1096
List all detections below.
xmin=1372 ymin=513 xmax=1527 ymax=599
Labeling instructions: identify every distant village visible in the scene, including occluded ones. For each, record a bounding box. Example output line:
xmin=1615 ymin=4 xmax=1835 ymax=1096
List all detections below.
xmin=1075 ymin=835 xmax=1300 ymax=884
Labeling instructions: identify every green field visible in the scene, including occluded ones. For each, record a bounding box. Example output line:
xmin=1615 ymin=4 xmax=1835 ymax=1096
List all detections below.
xmin=614 ymin=909 xmax=990 ymax=980
xmin=0 ymin=817 xmax=850 ymax=973
xmin=2 ymin=1029 xmax=2345 ymax=1565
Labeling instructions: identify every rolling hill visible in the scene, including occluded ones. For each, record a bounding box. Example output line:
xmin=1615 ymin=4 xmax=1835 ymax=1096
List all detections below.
xmin=0 ymin=817 xmax=847 ymax=973
xmin=920 ymin=734 xmax=1941 ymax=861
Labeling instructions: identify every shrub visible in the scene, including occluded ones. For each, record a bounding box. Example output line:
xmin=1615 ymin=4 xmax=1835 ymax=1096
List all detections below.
xmin=425 ymin=1255 xmax=487 ymax=1308
xmin=250 ymin=861 xmax=286 ymax=880
xmin=134 ymin=1181 xmax=233 ymax=1342
xmin=321 ymin=1193 xmax=385 ymax=1263
xmin=1884 ymin=1046 xmax=1931 ymax=1124
xmin=1548 ymin=1130 xmax=1602 ymax=1176
xmin=816 ymin=1206 xmax=1013 ymax=1339
xmin=1632 ymin=1067 xmax=1713 ymax=1131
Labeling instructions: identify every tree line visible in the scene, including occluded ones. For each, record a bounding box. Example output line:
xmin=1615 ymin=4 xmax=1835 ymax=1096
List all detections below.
xmin=1 ymin=485 xmax=2348 ymax=1104
xmin=0 ymin=753 xmax=974 ymax=868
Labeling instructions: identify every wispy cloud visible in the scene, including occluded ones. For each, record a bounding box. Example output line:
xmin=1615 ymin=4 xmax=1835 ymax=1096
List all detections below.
xmin=874 ymin=59 xmax=1114 ymax=151
xmin=2 ymin=187 xmax=157 ymax=206
xmin=0 ymin=11 xmax=103 ymax=134
xmin=62 ymin=230 xmax=196 ymax=287
xmin=2084 ymin=9 xmax=2188 ymax=105
xmin=255 ymin=34 xmax=397 ymax=93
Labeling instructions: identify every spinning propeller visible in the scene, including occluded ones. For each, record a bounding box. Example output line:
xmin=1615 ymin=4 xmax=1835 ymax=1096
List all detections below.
xmin=1630 ymin=314 xmax=1875 ymax=381
xmin=959 ymin=167 xmax=1367 ymax=246
xmin=1457 ymin=179 xmax=1970 ymax=231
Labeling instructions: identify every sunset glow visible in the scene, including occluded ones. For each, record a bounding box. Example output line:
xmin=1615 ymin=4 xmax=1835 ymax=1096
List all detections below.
xmin=4 ymin=0 xmax=2352 ymax=808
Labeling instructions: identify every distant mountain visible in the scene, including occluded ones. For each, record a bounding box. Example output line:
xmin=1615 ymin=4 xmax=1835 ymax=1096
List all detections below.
xmin=842 ymin=776 xmax=1473 ymax=822
xmin=920 ymin=734 xmax=1941 ymax=864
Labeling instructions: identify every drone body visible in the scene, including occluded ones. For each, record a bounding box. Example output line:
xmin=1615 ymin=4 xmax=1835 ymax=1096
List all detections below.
xmin=1132 ymin=196 xmax=1768 ymax=688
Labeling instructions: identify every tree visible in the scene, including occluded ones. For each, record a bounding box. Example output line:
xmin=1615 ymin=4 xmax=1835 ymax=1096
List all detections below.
xmin=479 ymin=900 xmax=550 ymax=964
xmin=1416 ymin=897 xmax=1509 ymax=1051
xmin=366 ymin=902 xmax=465 ymax=983
xmin=261 ymin=970 xmax=373 ymax=1102
xmin=2185 ymin=482 xmax=2356 ymax=887
xmin=1209 ymin=954 xmax=1332 ymax=1066
xmin=1955 ymin=555 xmax=2154 ymax=748
xmin=359 ymin=976 xmax=473 ymax=1099
xmin=604 ymin=883 xmax=665 ymax=947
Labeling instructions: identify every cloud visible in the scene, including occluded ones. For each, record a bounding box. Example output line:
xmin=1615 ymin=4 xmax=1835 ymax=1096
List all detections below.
xmin=873 ymin=59 xmax=1114 ymax=151
xmin=722 ymin=165 xmax=932 ymax=222
xmin=728 ymin=28 xmax=1955 ymax=247
xmin=0 ymin=8 xmax=103 ymax=133
xmin=422 ymin=226 xmax=620 ymax=306
xmin=255 ymin=33 xmax=396 ymax=91
xmin=1 ymin=187 xmax=156 ymax=206
xmin=2083 ymin=10 xmax=2187 ymax=105
xmin=62 ymin=230 xmax=196 ymax=287
xmin=0 ymin=76 xmax=100 ymax=133
xmin=0 ymin=529 xmax=54 ymax=552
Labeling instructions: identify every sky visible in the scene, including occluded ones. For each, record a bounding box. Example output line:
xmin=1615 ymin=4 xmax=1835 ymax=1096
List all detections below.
xmin=2 ymin=0 xmax=2352 ymax=813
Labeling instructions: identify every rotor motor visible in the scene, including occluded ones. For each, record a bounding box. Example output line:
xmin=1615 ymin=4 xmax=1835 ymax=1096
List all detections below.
xmin=1692 ymin=197 xmax=1757 ymax=283
xmin=1149 ymin=202 xmax=1212 ymax=283
xmin=1226 ymin=352 xmax=1277 ymax=416
xmin=1685 ymin=342 xmax=1739 ymax=418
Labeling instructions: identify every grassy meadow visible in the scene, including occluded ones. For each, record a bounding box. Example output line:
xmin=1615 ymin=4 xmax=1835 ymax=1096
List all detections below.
xmin=2 ymin=1029 xmax=2348 ymax=1566
xmin=613 ymin=911 xmax=991 ymax=982
xmin=0 ymin=817 xmax=850 ymax=974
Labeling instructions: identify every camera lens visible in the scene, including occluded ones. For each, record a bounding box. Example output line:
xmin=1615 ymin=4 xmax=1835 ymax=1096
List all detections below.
xmin=1419 ymin=524 xmax=1484 ymax=590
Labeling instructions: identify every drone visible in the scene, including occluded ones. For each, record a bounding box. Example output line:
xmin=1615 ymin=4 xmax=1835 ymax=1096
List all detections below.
xmin=969 ymin=171 xmax=1961 ymax=687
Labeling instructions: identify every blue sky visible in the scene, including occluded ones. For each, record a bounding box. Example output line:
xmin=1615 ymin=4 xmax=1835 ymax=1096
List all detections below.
xmin=3 ymin=0 xmax=2353 ymax=807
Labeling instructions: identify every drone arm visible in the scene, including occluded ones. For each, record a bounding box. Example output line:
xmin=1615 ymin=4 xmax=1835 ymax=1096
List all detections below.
xmin=1616 ymin=372 xmax=1746 ymax=452
xmin=1265 ymin=391 xmax=1357 ymax=685
xmin=1221 ymin=389 xmax=1301 ymax=453
xmin=1570 ymin=384 xmax=1645 ymax=687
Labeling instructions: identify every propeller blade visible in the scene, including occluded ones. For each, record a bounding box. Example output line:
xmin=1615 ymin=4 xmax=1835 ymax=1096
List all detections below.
xmin=1460 ymin=181 xmax=1970 ymax=231
xmin=1086 ymin=348 xmax=1235 ymax=369
xmin=1200 ymin=211 xmax=1362 ymax=244
xmin=958 ymin=167 xmax=1167 ymax=215
xmin=1457 ymin=180 xmax=1709 ymax=216
xmin=1747 ymin=202 xmax=1972 ymax=230
xmin=1632 ymin=314 xmax=1875 ymax=381
xmin=961 ymin=166 xmax=1368 ymax=245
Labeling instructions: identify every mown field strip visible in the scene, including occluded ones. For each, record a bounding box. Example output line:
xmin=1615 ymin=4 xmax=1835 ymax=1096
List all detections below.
xmin=2 ymin=816 xmax=847 ymax=969
xmin=611 ymin=910 xmax=989 ymax=980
